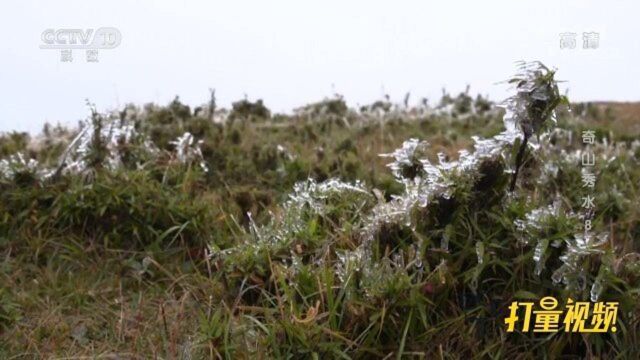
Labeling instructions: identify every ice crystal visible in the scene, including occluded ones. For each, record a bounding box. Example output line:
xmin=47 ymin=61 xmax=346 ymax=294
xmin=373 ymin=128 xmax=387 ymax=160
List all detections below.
xmin=475 ymin=241 xmax=485 ymax=265
xmin=336 ymin=249 xmax=364 ymax=284
xmin=590 ymin=274 xmax=605 ymax=302
xmin=440 ymin=232 xmax=450 ymax=252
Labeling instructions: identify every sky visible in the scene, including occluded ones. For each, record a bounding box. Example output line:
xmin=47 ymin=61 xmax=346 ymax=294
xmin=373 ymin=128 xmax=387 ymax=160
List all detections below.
xmin=1 ymin=0 xmax=639 ymax=133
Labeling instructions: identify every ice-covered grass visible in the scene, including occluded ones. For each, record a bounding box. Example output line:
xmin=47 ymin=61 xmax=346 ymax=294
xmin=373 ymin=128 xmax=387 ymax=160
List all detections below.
xmin=1 ymin=63 xmax=639 ymax=358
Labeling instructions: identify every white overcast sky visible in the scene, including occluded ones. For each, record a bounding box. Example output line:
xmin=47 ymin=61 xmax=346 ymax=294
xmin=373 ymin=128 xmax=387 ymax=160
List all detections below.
xmin=1 ymin=0 xmax=639 ymax=133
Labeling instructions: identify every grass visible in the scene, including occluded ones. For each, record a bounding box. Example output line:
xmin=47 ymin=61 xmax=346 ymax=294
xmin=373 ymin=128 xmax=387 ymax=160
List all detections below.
xmin=1 ymin=63 xmax=640 ymax=358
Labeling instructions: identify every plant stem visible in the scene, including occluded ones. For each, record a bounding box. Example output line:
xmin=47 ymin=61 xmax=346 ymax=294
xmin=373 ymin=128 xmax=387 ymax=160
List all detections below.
xmin=510 ymin=135 xmax=529 ymax=192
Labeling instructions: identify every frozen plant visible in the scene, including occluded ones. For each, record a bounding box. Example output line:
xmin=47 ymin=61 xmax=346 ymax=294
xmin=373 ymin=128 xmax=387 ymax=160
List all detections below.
xmin=514 ymin=200 xmax=578 ymax=276
xmin=381 ymin=138 xmax=430 ymax=183
xmin=217 ymin=178 xmax=372 ymax=277
xmin=0 ymin=152 xmax=43 ymax=181
xmin=54 ymin=106 xmax=155 ymax=177
xmin=551 ymin=232 xmax=610 ymax=299
xmin=501 ymin=61 xmax=569 ymax=191
xmin=169 ymin=132 xmax=209 ymax=172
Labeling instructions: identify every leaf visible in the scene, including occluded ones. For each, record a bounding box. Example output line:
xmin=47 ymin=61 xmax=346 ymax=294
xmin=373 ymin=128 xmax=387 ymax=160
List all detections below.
xmin=513 ymin=290 xmax=539 ymax=300
xmin=397 ymin=308 xmax=413 ymax=360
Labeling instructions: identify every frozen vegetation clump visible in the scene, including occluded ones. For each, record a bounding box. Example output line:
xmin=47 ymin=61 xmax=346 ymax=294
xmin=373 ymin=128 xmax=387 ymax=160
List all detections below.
xmin=381 ymin=138 xmax=430 ymax=183
xmin=56 ymin=114 xmax=148 ymax=176
xmin=512 ymin=196 xmax=613 ymax=300
xmin=514 ymin=200 xmax=577 ymax=276
xmin=501 ymin=61 xmax=569 ymax=191
xmin=169 ymin=132 xmax=208 ymax=172
xmin=552 ymin=232 xmax=610 ymax=301
xmin=215 ymin=178 xmax=373 ymax=286
xmin=218 ymin=61 xmax=633 ymax=310
xmin=0 ymin=152 xmax=43 ymax=182
xmin=502 ymin=62 xmax=565 ymax=137
xmin=0 ymin=104 xmax=211 ymax=183
xmin=217 ymin=61 xmax=613 ymax=302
